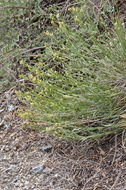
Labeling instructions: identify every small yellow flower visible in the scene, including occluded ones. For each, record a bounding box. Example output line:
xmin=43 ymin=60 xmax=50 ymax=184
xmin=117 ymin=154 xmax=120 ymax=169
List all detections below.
xmin=75 ymin=7 xmax=78 ymax=12
xmin=15 ymin=90 xmax=21 ymax=95
xmin=45 ymin=30 xmax=53 ymax=37
xmin=55 ymin=123 xmax=59 ymax=126
xmin=19 ymin=74 xmax=24 ymax=78
xmin=26 ymin=91 xmax=30 ymax=95
xmin=59 ymin=21 xmax=63 ymax=28
xmin=47 ymin=73 xmax=51 ymax=77
xmin=114 ymin=22 xmax=117 ymax=27
xmin=19 ymin=112 xmax=29 ymax=117
xmin=48 ymin=69 xmax=53 ymax=73
xmin=50 ymin=13 xmax=53 ymax=18
xmin=22 ymin=123 xmax=25 ymax=128
xmin=56 ymin=13 xmax=60 ymax=19
xmin=68 ymin=7 xmax=72 ymax=11
xmin=80 ymin=8 xmax=83 ymax=13
xmin=54 ymin=131 xmax=58 ymax=134
xmin=39 ymin=91 xmax=43 ymax=95
xmin=49 ymin=114 xmax=54 ymax=118
xmin=62 ymin=46 xmax=66 ymax=50
xmin=49 ymin=33 xmax=53 ymax=37
xmin=36 ymin=70 xmax=40 ymax=76
xmin=38 ymin=79 xmax=42 ymax=85
xmin=51 ymin=102 xmax=55 ymax=106
xmin=46 ymin=127 xmax=51 ymax=132
xmin=65 ymin=71 xmax=68 ymax=76
xmin=32 ymin=77 xmax=36 ymax=83
xmin=44 ymin=42 xmax=48 ymax=47
xmin=45 ymin=30 xmax=49 ymax=35
xmin=20 ymin=60 xmax=24 ymax=65
xmin=53 ymin=52 xmax=58 ymax=58
xmin=44 ymin=87 xmax=48 ymax=91
xmin=26 ymin=96 xmax=31 ymax=101
xmin=30 ymin=102 xmax=35 ymax=106
xmin=36 ymin=86 xmax=39 ymax=89
xmin=38 ymin=62 xmax=43 ymax=66
xmin=29 ymin=73 xmax=33 ymax=79
xmin=31 ymin=102 xmax=37 ymax=106
xmin=74 ymin=16 xmax=79 ymax=22
xmin=72 ymin=7 xmax=75 ymax=12
xmin=51 ymin=20 xmax=55 ymax=25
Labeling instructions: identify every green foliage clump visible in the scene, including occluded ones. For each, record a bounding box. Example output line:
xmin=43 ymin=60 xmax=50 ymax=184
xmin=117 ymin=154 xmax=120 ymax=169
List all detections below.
xmin=0 ymin=0 xmax=58 ymax=91
xmin=16 ymin=2 xmax=126 ymax=140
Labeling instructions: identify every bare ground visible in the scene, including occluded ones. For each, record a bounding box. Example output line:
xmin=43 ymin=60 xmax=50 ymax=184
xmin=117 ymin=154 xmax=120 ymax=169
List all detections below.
xmin=0 ymin=88 xmax=126 ymax=190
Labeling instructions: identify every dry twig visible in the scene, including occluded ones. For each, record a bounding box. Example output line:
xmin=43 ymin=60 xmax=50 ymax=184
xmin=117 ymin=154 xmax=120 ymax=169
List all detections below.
xmin=112 ymin=135 xmax=118 ymax=165
xmin=110 ymin=172 xmax=121 ymax=190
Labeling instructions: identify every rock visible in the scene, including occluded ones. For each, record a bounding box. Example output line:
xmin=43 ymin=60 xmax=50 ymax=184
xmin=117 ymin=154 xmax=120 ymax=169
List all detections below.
xmin=15 ymin=181 xmax=21 ymax=187
xmin=4 ymin=186 xmax=9 ymax=190
xmin=19 ymin=183 xmax=24 ymax=188
xmin=39 ymin=145 xmax=52 ymax=153
xmin=42 ymin=180 xmax=50 ymax=186
xmin=25 ymin=181 xmax=29 ymax=185
xmin=78 ymin=179 xmax=85 ymax=187
xmin=7 ymin=165 xmax=17 ymax=172
xmin=55 ymin=187 xmax=63 ymax=190
xmin=8 ymin=104 xmax=15 ymax=112
xmin=9 ymin=177 xmax=18 ymax=187
xmin=32 ymin=165 xmax=45 ymax=174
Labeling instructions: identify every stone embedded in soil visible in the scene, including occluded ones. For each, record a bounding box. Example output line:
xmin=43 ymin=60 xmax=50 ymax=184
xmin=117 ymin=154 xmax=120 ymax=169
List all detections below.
xmin=15 ymin=181 xmax=22 ymax=187
xmin=32 ymin=165 xmax=45 ymax=174
xmin=4 ymin=186 xmax=9 ymax=190
xmin=9 ymin=177 xmax=18 ymax=187
xmin=25 ymin=181 xmax=29 ymax=185
xmin=78 ymin=179 xmax=85 ymax=187
xmin=7 ymin=165 xmax=17 ymax=172
xmin=55 ymin=187 xmax=63 ymax=190
xmin=8 ymin=104 xmax=15 ymax=112
xmin=39 ymin=145 xmax=52 ymax=153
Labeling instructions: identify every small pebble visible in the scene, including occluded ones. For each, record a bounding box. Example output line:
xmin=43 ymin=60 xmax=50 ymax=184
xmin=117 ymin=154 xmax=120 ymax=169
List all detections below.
xmin=8 ymin=104 xmax=15 ymax=112
xmin=39 ymin=145 xmax=52 ymax=153
xmin=15 ymin=181 xmax=21 ymax=187
xmin=9 ymin=177 xmax=18 ymax=187
xmin=7 ymin=165 xmax=17 ymax=172
xmin=32 ymin=165 xmax=45 ymax=174
xmin=55 ymin=187 xmax=63 ymax=190
xmin=25 ymin=181 xmax=29 ymax=185
xmin=4 ymin=186 xmax=9 ymax=190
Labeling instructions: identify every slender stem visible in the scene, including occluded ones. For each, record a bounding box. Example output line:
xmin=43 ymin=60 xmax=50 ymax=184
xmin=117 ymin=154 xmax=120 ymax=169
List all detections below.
xmin=0 ymin=6 xmax=32 ymax=10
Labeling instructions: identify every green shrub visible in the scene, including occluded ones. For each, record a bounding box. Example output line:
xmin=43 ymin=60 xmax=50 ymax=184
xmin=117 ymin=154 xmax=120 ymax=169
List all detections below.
xmin=16 ymin=2 xmax=126 ymax=140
